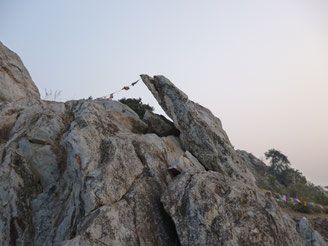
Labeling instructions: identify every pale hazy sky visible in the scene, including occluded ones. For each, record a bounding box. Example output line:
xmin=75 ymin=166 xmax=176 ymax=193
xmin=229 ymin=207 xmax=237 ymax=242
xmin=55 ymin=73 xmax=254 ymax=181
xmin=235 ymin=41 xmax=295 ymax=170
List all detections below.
xmin=1 ymin=0 xmax=327 ymax=186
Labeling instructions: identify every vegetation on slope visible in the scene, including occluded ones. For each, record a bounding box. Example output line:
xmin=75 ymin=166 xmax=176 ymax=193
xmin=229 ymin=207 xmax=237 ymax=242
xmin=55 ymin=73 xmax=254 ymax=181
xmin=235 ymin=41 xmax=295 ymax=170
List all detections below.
xmin=119 ymin=97 xmax=154 ymax=118
xmin=262 ymin=149 xmax=328 ymax=213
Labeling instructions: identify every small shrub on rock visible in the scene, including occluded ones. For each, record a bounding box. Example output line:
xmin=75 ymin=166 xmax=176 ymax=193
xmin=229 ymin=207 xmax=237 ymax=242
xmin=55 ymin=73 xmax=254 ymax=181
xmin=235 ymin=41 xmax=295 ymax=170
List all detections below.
xmin=119 ymin=98 xmax=154 ymax=118
xmin=291 ymin=204 xmax=312 ymax=214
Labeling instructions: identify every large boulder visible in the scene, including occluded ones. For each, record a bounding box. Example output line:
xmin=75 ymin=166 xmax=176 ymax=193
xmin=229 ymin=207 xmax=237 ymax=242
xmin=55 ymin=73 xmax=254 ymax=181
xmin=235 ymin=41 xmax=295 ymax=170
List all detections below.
xmin=162 ymin=170 xmax=306 ymax=246
xmin=297 ymin=217 xmax=327 ymax=246
xmin=0 ymin=98 xmax=181 ymax=245
xmin=0 ymin=42 xmax=40 ymax=103
xmin=140 ymin=75 xmax=253 ymax=181
xmin=140 ymin=75 xmax=308 ymax=245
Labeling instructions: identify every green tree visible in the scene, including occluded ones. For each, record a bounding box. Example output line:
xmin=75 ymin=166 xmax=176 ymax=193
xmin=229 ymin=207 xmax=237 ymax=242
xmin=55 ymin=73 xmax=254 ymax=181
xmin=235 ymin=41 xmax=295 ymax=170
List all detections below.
xmin=263 ymin=149 xmax=328 ymax=213
xmin=265 ymin=149 xmax=290 ymax=176
xmin=119 ymin=98 xmax=154 ymax=118
xmin=279 ymin=168 xmax=295 ymax=186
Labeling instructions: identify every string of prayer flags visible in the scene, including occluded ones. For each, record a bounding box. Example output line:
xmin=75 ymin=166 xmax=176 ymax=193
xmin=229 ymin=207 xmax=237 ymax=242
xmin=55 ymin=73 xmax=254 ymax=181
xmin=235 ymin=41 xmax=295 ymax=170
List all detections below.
xmin=106 ymin=79 xmax=140 ymax=100
xmin=261 ymin=188 xmax=328 ymax=211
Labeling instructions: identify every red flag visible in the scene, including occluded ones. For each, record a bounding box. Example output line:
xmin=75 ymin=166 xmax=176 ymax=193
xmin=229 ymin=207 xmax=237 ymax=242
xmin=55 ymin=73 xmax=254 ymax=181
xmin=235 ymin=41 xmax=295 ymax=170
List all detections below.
xmin=123 ymin=86 xmax=130 ymax=90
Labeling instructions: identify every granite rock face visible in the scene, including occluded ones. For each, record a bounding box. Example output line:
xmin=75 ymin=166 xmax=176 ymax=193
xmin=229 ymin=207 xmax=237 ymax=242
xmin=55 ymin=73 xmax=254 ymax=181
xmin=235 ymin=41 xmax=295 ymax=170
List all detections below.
xmin=0 ymin=42 xmax=40 ymax=103
xmin=237 ymin=150 xmax=268 ymax=177
xmin=0 ymin=43 xmax=324 ymax=245
xmin=140 ymin=74 xmax=254 ymax=181
xmin=237 ymin=150 xmax=270 ymax=188
xmin=297 ymin=217 xmax=327 ymax=246
xmin=162 ymin=170 xmax=305 ymax=246
xmin=0 ymin=96 xmax=183 ymax=245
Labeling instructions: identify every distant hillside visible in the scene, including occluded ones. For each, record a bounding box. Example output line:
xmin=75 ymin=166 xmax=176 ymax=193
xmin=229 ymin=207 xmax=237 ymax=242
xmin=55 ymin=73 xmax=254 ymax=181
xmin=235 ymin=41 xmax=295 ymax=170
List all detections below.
xmin=238 ymin=150 xmax=328 ymax=214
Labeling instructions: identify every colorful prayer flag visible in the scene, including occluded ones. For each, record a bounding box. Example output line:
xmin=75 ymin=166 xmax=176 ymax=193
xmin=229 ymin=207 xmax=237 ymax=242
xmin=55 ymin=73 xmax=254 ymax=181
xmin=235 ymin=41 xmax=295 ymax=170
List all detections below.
xmin=131 ymin=80 xmax=139 ymax=86
xmin=260 ymin=189 xmax=328 ymax=211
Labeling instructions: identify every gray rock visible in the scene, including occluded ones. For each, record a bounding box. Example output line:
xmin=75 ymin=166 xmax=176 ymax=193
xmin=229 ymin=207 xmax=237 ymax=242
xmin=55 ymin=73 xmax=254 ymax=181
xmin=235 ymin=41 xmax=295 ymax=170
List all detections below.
xmin=168 ymin=150 xmax=206 ymax=174
xmin=297 ymin=217 xmax=327 ymax=246
xmin=19 ymin=138 xmax=60 ymax=187
xmin=237 ymin=150 xmax=268 ymax=176
xmin=143 ymin=110 xmax=180 ymax=137
xmin=140 ymin=74 xmax=254 ymax=181
xmin=237 ymin=150 xmax=270 ymax=188
xmin=161 ymin=170 xmax=306 ymax=246
xmin=0 ymin=45 xmax=315 ymax=246
xmin=0 ymin=42 xmax=40 ymax=103
xmin=0 ymin=95 xmax=183 ymax=245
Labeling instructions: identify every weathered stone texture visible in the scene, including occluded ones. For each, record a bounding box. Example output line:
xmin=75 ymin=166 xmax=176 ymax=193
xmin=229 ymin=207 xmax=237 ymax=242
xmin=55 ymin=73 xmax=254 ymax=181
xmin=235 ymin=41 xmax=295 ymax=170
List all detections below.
xmin=140 ymin=74 xmax=254 ymax=182
xmin=0 ymin=42 xmax=40 ymax=103
xmin=297 ymin=217 xmax=327 ymax=246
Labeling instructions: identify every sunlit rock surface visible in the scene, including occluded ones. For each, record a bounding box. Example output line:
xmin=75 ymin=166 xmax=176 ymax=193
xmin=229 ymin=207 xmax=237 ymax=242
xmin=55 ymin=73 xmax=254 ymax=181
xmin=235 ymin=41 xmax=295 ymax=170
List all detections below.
xmin=0 ymin=41 xmax=40 ymax=103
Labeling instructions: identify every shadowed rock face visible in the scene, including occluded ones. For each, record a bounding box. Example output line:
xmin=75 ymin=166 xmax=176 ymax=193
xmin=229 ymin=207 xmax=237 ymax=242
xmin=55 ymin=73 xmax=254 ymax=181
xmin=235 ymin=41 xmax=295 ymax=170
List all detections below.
xmin=0 ymin=43 xmax=324 ymax=245
xmin=143 ymin=110 xmax=180 ymax=137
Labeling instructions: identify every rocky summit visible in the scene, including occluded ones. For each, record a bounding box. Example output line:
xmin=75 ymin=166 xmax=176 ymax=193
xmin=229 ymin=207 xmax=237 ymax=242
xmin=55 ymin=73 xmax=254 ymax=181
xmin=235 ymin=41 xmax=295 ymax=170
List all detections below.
xmin=0 ymin=42 xmax=326 ymax=246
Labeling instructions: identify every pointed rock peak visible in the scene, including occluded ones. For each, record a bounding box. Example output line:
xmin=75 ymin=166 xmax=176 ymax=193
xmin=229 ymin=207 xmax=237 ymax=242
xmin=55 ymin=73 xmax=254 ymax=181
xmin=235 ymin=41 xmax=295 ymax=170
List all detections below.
xmin=140 ymin=75 xmax=188 ymax=119
xmin=0 ymin=41 xmax=40 ymax=103
xmin=141 ymin=74 xmax=254 ymax=180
